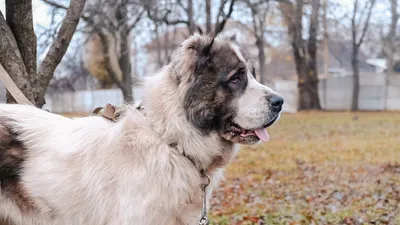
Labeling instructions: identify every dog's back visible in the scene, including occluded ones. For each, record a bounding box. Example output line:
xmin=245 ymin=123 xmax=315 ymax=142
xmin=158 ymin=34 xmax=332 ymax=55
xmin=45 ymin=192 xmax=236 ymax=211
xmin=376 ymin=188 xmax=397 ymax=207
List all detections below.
xmin=0 ymin=104 xmax=199 ymax=225
xmin=0 ymin=104 xmax=123 ymax=224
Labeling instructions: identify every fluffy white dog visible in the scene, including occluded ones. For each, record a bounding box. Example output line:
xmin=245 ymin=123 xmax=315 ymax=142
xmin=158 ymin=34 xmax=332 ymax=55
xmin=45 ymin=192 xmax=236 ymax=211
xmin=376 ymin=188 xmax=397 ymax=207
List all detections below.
xmin=0 ymin=33 xmax=283 ymax=225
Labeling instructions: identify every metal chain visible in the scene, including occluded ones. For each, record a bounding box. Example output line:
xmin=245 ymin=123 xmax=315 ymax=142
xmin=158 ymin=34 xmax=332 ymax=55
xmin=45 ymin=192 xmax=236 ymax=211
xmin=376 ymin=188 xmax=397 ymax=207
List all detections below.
xmin=198 ymin=175 xmax=210 ymax=225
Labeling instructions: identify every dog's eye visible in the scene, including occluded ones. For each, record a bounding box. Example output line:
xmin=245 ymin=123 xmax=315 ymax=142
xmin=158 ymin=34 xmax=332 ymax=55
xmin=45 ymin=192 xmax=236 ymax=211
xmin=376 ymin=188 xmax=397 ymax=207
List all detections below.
xmin=230 ymin=77 xmax=240 ymax=84
xmin=229 ymin=75 xmax=241 ymax=84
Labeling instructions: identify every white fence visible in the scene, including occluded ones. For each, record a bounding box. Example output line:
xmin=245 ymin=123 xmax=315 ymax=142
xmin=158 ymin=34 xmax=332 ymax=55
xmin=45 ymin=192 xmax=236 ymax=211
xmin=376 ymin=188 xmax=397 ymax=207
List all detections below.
xmin=266 ymin=73 xmax=400 ymax=112
xmin=43 ymin=82 xmax=299 ymax=114
xmin=43 ymin=88 xmax=143 ymax=113
xmin=4 ymin=73 xmax=400 ymax=113
xmin=318 ymin=73 xmax=400 ymax=111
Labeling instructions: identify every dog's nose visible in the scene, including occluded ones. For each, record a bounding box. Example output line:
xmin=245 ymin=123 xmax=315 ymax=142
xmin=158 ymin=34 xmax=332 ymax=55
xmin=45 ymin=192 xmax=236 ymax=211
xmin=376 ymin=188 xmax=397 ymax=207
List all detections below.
xmin=268 ymin=94 xmax=284 ymax=112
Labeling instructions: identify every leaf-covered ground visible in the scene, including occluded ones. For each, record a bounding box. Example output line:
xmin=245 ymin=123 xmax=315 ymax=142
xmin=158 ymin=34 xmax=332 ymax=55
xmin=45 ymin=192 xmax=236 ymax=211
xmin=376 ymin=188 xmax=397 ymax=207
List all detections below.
xmin=210 ymin=112 xmax=400 ymax=225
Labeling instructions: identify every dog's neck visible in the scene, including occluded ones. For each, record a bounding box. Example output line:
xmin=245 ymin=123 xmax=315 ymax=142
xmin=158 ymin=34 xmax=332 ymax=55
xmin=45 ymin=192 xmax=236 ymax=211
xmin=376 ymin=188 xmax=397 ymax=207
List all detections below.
xmin=138 ymin=70 xmax=238 ymax=174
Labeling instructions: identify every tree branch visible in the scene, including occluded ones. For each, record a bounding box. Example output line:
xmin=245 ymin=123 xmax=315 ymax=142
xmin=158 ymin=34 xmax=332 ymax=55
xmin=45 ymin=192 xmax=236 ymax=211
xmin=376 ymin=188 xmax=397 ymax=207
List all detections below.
xmin=146 ymin=8 xmax=189 ymax=26
xmin=356 ymin=0 xmax=376 ymax=47
xmin=42 ymin=0 xmax=68 ymax=10
xmin=205 ymin=0 xmax=212 ymax=33
xmin=308 ymin=0 xmax=320 ymax=58
xmin=176 ymin=0 xmax=188 ymax=11
xmin=215 ymin=0 xmax=236 ymax=34
xmin=351 ymin=0 xmax=357 ymax=47
xmin=126 ymin=9 xmax=145 ymax=33
xmin=42 ymin=0 xmax=91 ymax=21
xmin=0 ymin=11 xmax=35 ymax=103
xmin=38 ymin=0 xmax=86 ymax=93
xmin=5 ymin=0 xmax=37 ymax=82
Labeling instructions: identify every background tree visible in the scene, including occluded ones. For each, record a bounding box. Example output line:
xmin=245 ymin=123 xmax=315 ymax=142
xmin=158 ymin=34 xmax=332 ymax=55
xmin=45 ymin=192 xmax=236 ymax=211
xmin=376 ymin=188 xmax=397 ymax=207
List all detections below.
xmin=44 ymin=0 xmax=144 ymax=103
xmin=383 ymin=0 xmax=399 ymax=109
xmin=279 ymin=0 xmax=321 ymax=110
xmin=0 ymin=0 xmax=86 ymax=107
xmin=350 ymin=0 xmax=376 ymax=111
xmin=146 ymin=0 xmax=236 ymax=35
xmin=242 ymin=0 xmax=269 ymax=85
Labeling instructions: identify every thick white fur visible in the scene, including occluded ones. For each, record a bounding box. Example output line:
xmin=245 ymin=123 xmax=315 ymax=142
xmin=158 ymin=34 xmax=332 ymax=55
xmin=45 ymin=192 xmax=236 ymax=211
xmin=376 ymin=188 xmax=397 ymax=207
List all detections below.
xmin=0 ymin=34 xmax=281 ymax=225
xmin=0 ymin=70 xmax=237 ymax=225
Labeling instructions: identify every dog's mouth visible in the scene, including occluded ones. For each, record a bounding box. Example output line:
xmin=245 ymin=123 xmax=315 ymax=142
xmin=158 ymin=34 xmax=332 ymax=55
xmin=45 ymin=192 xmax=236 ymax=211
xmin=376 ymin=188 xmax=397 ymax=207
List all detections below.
xmin=221 ymin=116 xmax=278 ymax=144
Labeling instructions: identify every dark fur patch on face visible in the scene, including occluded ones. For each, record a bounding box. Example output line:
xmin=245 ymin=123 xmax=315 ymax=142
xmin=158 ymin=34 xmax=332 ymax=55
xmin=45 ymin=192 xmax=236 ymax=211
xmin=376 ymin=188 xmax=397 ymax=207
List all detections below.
xmin=0 ymin=122 xmax=36 ymax=212
xmin=183 ymin=36 xmax=248 ymax=134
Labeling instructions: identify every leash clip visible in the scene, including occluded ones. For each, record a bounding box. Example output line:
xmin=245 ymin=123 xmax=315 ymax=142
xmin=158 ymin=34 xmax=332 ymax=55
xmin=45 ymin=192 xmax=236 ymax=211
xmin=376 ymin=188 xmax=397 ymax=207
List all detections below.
xmin=198 ymin=175 xmax=210 ymax=225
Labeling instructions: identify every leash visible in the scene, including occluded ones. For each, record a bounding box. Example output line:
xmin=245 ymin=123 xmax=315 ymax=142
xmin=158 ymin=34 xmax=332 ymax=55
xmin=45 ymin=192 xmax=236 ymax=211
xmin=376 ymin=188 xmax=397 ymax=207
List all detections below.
xmin=92 ymin=104 xmax=212 ymax=224
xmin=0 ymin=64 xmax=34 ymax=106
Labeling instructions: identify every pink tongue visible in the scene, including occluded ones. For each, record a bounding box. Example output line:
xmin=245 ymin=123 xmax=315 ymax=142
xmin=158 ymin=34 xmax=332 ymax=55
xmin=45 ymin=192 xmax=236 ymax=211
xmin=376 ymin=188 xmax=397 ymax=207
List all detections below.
xmin=254 ymin=128 xmax=270 ymax=142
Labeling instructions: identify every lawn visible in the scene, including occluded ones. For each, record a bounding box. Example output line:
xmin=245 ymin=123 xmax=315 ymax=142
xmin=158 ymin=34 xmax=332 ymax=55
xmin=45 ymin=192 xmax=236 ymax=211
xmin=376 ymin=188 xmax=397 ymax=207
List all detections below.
xmin=210 ymin=112 xmax=400 ymax=225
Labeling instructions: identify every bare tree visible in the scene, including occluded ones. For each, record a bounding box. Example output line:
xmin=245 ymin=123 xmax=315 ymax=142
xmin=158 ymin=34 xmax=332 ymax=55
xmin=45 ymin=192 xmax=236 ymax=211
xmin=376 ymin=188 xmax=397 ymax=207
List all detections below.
xmin=0 ymin=0 xmax=86 ymax=107
xmin=146 ymin=0 xmax=236 ymax=35
xmin=243 ymin=0 xmax=269 ymax=84
xmin=350 ymin=0 xmax=376 ymax=111
xmin=383 ymin=0 xmax=399 ymax=109
xmin=43 ymin=0 xmax=144 ymax=103
xmin=280 ymin=0 xmax=321 ymax=110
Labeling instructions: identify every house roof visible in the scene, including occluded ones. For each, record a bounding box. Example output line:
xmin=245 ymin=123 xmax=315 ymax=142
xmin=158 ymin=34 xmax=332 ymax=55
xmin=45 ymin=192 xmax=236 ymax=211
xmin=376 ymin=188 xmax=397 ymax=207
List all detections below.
xmin=325 ymin=40 xmax=374 ymax=73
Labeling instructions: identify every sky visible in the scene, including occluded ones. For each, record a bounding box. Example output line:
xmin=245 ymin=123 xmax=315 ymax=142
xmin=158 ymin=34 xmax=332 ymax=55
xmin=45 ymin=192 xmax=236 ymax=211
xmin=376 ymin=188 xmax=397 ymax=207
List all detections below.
xmin=0 ymin=0 xmax=50 ymax=27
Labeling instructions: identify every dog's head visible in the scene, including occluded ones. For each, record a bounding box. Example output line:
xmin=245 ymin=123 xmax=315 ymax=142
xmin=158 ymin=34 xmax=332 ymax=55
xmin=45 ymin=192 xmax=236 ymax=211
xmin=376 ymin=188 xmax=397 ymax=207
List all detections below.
xmin=171 ymin=33 xmax=283 ymax=145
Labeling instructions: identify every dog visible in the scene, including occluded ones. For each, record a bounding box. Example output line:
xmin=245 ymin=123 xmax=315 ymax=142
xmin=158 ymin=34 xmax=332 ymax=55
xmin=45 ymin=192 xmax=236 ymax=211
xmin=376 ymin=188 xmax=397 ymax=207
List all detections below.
xmin=0 ymin=33 xmax=283 ymax=225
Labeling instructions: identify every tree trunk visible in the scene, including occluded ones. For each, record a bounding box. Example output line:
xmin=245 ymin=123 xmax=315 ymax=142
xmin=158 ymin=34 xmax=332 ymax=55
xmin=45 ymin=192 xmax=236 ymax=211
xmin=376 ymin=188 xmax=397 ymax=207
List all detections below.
xmin=255 ymin=37 xmax=266 ymax=84
xmin=249 ymin=4 xmax=267 ymax=85
xmin=322 ymin=0 xmax=329 ymax=77
xmin=205 ymin=0 xmax=212 ymax=34
xmin=2 ymin=1 xmax=39 ymax=105
xmin=187 ymin=0 xmax=196 ymax=34
xmin=280 ymin=0 xmax=321 ymax=110
xmin=0 ymin=12 xmax=36 ymax=104
xmin=5 ymin=0 xmax=37 ymax=80
xmin=351 ymin=46 xmax=360 ymax=111
xmin=349 ymin=0 xmax=375 ymax=111
xmin=0 ymin=0 xmax=85 ymax=107
xmin=304 ymin=0 xmax=321 ymax=110
xmin=119 ymin=34 xmax=133 ymax=103
xmin=117 ymin=3 xmax=134 ymax=103
xmin=154 ymin=22 xmax=163 ymax=68
xmin=164 ymin=25 xmax=170 ymax=64
xmin=294 ymin=50 xmax=320 ymax=110
xmin=384 ymin=0 xmax=398 ymax=109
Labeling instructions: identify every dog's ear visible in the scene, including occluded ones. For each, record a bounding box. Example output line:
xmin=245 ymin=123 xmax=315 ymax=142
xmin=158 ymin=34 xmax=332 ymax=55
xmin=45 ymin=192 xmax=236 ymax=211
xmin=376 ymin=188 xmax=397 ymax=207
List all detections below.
xmin=201 ymin=37 xmax=215 ymax=56
xmin=194 ymin=36 xmax=215 ymax=74
xmin=183 ymin=33 xmax=215 ymax=55
xmin=182 ymin=34 xmax=216 ymax=75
